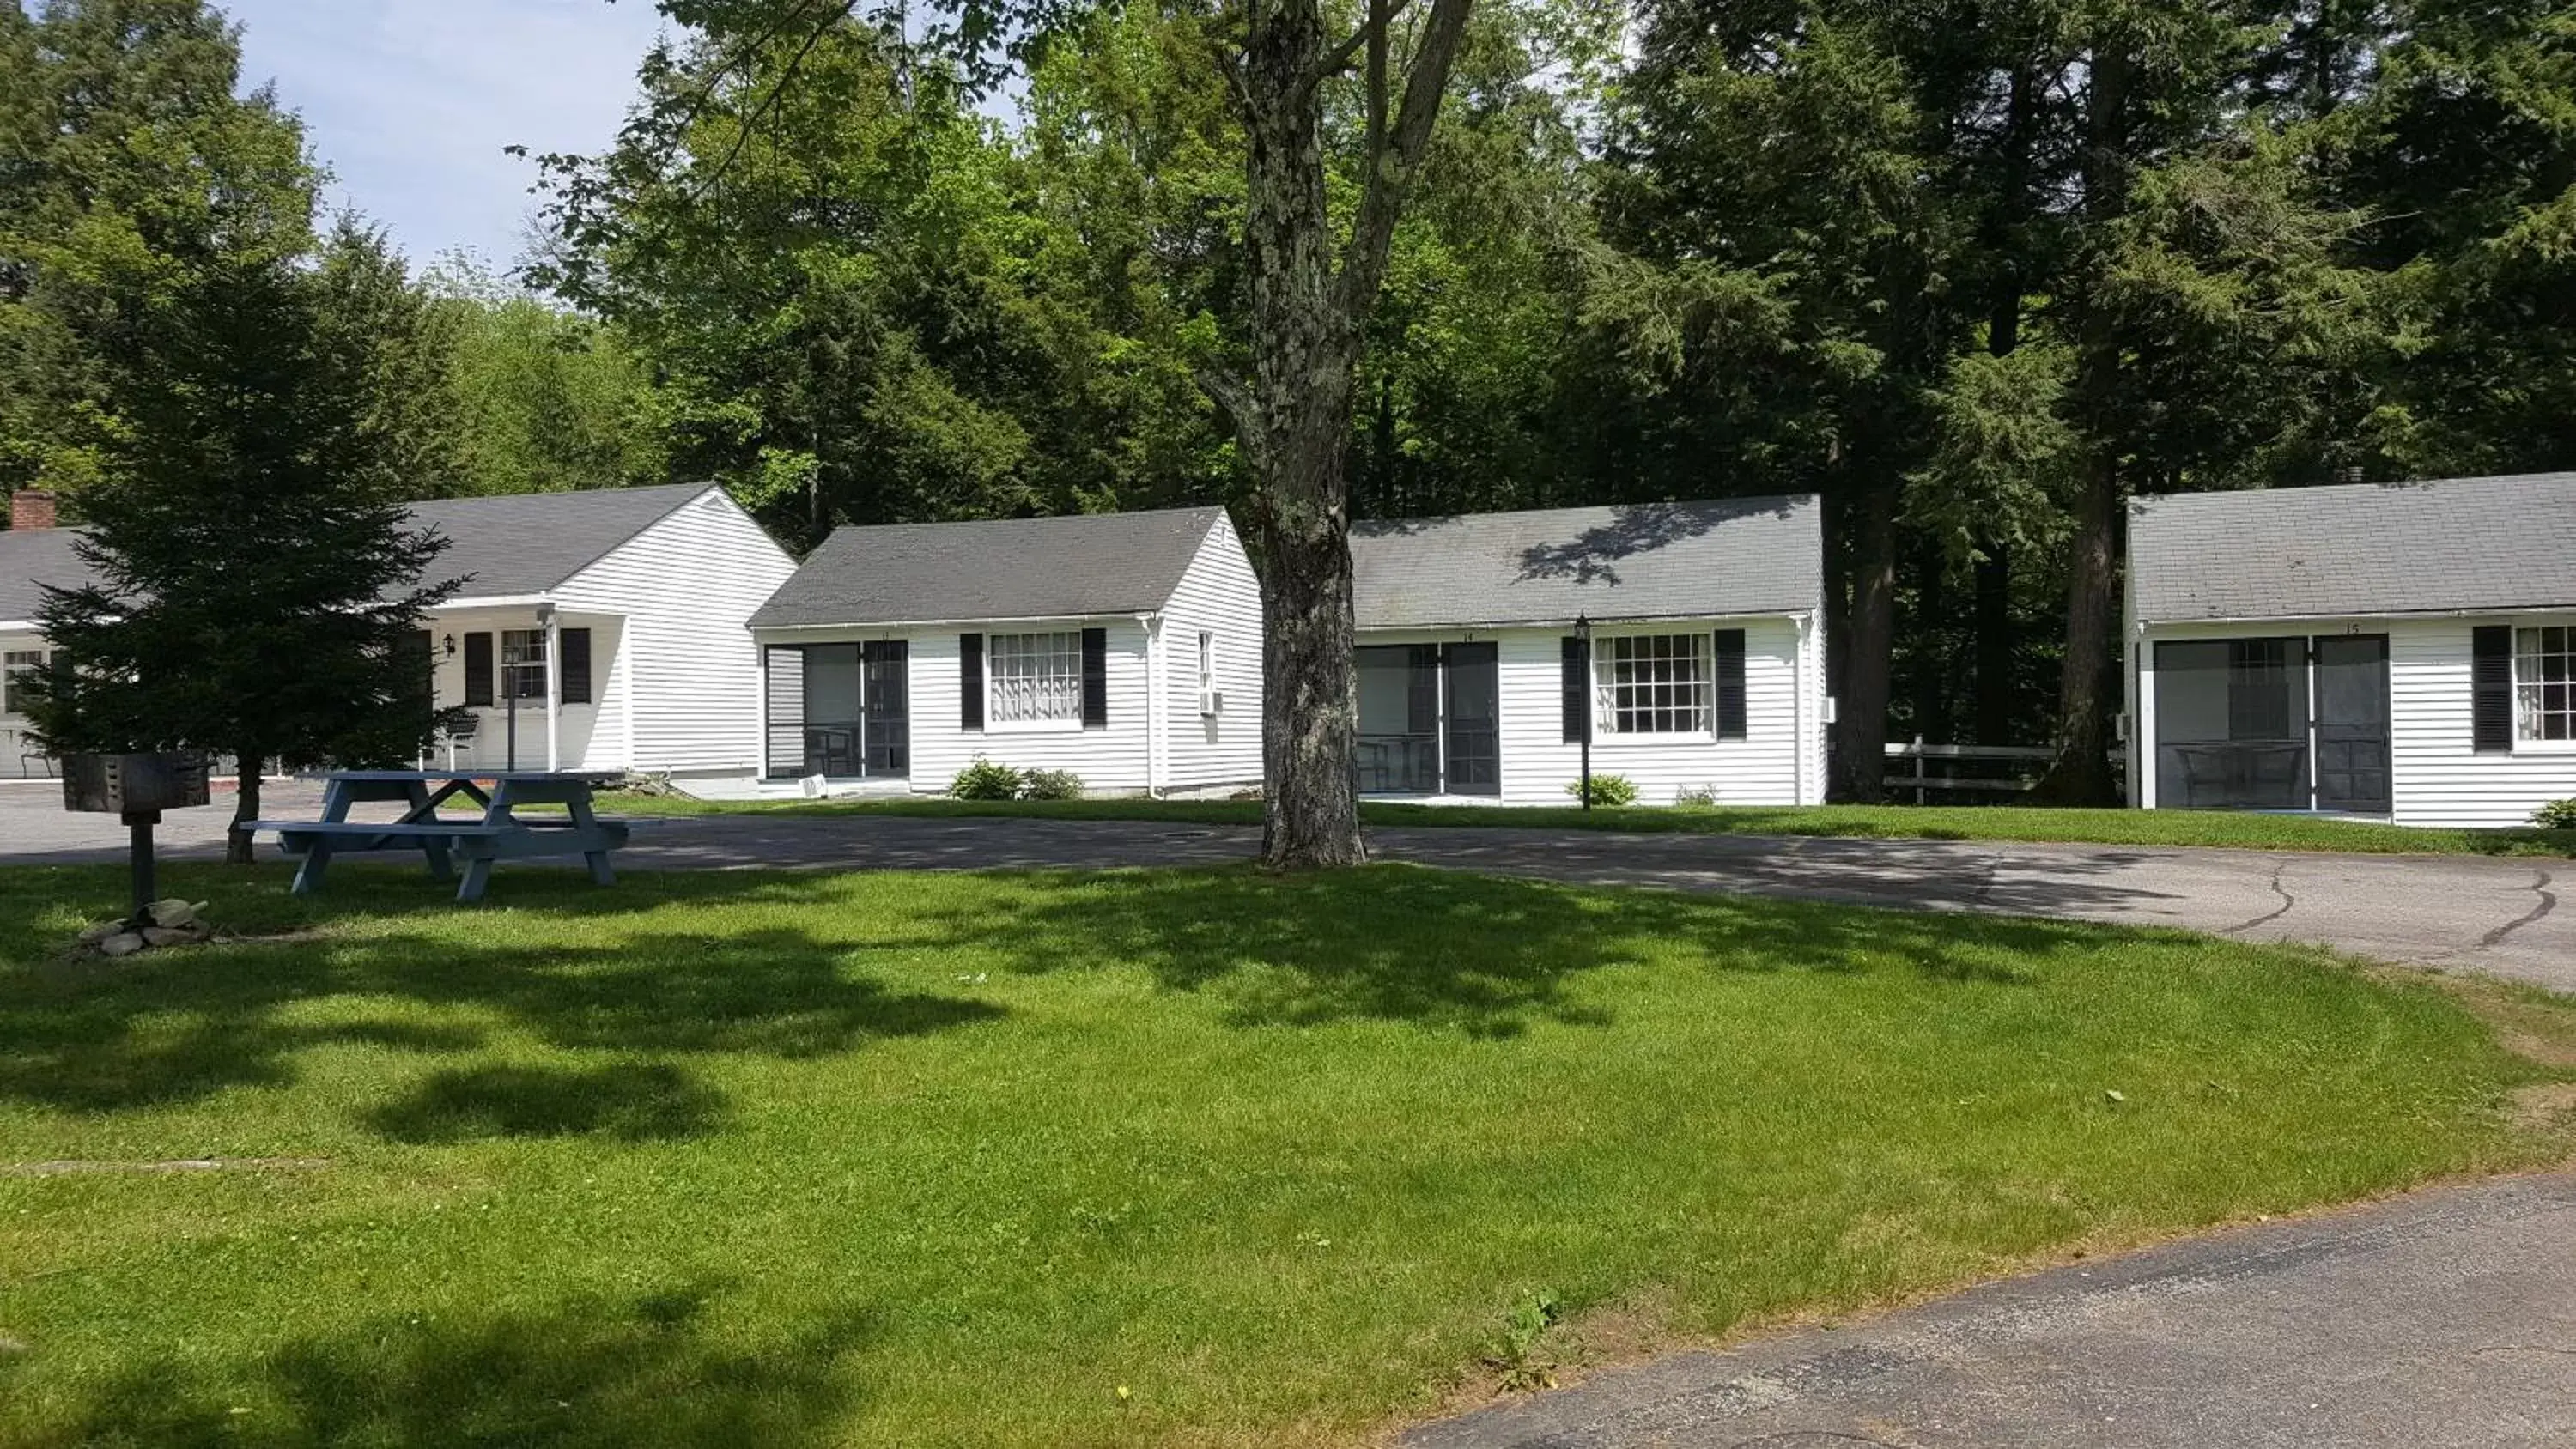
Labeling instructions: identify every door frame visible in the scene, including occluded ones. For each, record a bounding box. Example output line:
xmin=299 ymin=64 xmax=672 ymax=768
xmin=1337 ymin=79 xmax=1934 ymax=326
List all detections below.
xmin=2146 ymin=629 xmax=2392 ymax=815
xmin=1353 ymin=639 xmax=1504 ymax=798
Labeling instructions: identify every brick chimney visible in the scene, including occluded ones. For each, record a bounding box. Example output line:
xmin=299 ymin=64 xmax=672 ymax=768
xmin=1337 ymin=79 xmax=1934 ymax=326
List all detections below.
xmin=9 ymin=489 xmax=57 ymax=530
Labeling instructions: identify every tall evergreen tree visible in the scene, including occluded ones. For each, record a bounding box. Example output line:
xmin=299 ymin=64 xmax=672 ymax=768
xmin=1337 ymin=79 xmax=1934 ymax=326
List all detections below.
xmin=23 ymin=245 xmax=462 ymax=863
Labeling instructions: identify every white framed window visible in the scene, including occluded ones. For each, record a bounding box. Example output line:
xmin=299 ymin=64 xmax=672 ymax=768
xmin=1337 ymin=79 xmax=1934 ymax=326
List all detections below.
xmin=2517 ymin=625 xmax=2576 ymax=743
xmin=501 ymin=629 xmax=548 ymax=701
xmin=1198 ymin=630 xmax=1215 ymax=690
xmin=1595 ymin=633 xmax=1710 ymax=737
xmin=3 ymin=649 xmax=50 ymax=716
xmin=989 ymin=631 xmax=1084 ymax=725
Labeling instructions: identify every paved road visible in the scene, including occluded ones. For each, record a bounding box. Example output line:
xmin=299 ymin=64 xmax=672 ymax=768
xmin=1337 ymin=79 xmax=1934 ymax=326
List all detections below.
xmin=4 ymin=785 xmax=2566 ymax=992
xmin=1407 ymin=1170 xmax=2576 ymax=1449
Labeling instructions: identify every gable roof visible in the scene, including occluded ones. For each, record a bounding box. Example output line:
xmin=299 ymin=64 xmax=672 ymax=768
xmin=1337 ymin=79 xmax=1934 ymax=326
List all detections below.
xmin=2129 ymin=472 xmax=2576 ymax=625
xmin=1351 ymin=495 xmax=1824 ymax=630
xmin=750 ymin=507 xmax=1226 ymax=630
xmin=405 ymin=482 xmax=720 ymax=597
xmin=0 ymin=482 xmax=722 ymax=625
xmin=0 ymin=524 xmax=88 ymax=628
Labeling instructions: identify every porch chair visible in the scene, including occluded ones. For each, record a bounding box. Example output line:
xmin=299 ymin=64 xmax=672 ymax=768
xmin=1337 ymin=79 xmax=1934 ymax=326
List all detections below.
xmin=442 ymin=712 xmax=482 ymax=772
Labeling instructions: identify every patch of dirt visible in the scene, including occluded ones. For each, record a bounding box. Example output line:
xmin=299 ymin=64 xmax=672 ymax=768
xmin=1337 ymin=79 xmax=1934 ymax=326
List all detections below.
xmin=2507 ymin=1082 xmax=2576 ymax=1134
xmin=2395 ymin=971 xmax=2576 ymax=1069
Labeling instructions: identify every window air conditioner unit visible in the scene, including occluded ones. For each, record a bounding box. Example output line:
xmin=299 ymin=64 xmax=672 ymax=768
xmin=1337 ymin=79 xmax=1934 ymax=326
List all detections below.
xmin=1199 ymin=688 xmax=1223 ymax=718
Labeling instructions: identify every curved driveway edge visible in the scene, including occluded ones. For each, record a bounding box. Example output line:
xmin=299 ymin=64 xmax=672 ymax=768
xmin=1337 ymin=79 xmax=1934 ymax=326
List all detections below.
xmin=628 ymin=816 xmax=2575 ymax=991
xmin=1403 ymin=1170 xmax=2576 ymax=1449
xmin=3 ymin=789 xmax=2566 ymax=994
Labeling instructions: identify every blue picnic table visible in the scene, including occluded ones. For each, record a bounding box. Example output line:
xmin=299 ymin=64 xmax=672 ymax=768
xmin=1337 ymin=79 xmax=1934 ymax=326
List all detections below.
xmin=249 ymin=770 xmax=630 ymax=904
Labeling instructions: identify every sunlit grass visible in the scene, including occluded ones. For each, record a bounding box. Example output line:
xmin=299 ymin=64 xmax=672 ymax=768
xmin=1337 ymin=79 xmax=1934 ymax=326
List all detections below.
xmin=588 ymin=791 xmax=2576 ymax=858
xmin=0 ymin=860 xmax=2567 ymax=1447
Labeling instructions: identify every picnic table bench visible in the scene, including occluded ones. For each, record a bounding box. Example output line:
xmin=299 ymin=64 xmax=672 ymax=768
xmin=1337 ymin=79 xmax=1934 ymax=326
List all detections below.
xmin=249 ymin=770 xmax=629 ymax=904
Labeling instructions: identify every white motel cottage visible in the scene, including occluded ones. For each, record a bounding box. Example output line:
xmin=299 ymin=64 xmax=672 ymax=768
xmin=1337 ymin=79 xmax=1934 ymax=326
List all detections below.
xmin=2125 ymin=472 xmax=2576 ymax=828
xmin=746 ymin=506 xmax=1266 ymax=796
xmin=745 ymin=495 xmax=1831 ymax=805
xmin=0 ymin=482 xmax=796 ymax=784
xmin=1348 ymin=495 xmax=1829 ymax=805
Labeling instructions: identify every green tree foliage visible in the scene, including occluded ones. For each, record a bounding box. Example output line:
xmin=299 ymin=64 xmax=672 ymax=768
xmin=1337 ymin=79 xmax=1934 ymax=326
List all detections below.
xmin=0 ymin=0 xmax=316 ymax=501
xmin=22 ymin=244 xmax=462 ymax=863
xmin=426 ymin=256 xmax=674 ymax=496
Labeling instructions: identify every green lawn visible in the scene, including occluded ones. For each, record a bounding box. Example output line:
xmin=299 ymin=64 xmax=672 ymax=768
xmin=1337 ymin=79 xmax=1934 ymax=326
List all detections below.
xmin=0 ymin=862 xmax=2569 ymax=1448
xmin=598 ymin=791 xmax=2576 ymax=858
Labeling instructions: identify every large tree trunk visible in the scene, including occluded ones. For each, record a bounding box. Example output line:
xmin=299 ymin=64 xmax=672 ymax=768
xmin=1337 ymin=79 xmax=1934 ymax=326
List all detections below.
xmin=2037 ymin=39 xmax=2132 ymax=806
xmin=228 ymin=751 xmax=262 ymax=865
xmin=2038 ymin=457 xmax=2120 ymax=803
xmin=1831 ymin=484 xmax=1899 ymax=802
xmin=1240 ymin=0 xmax=1366 ymax=868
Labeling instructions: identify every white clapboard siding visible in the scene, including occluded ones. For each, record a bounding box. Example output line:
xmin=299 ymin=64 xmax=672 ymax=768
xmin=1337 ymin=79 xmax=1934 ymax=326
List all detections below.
xmin=1355 ymin=618 xmax=1817 ymax=806
xmin=2134 ymin=615 xmax=2576 ymax=828
xmin=1157 ymin=514 xmax=1267 ymax=792
xmin=899 ymin=621 xmax=1157 ymax=793
xmin=2388 ymin=617 xmax=2576 ymax=828
xmin=552 ymin=487 xmax=798 ymax=774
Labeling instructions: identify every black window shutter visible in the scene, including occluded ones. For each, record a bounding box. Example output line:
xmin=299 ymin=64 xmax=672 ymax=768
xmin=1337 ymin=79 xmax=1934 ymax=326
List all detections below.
xmin=1714 ymin=629 xmax=1748 ymax=739
xmin=2472 ymin=624 xmax=2514 ymax=754
xmin=1562 ymin=636 xmax=1589 ymax=743
xmin=1081 ymin=627 xmax=1109 ymax=727
xmin=960 ymin=634 xmax=984 ymax=731
xmin=558 ymin=628 xmax=593 ymax=705
xmin=463 ymin=632 xmax=495 ymax=706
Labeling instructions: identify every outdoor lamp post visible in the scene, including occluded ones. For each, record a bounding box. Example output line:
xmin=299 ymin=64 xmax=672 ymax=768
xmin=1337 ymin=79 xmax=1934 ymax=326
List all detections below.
xmin=1575 ymin=612 xmax=1594 ymax=811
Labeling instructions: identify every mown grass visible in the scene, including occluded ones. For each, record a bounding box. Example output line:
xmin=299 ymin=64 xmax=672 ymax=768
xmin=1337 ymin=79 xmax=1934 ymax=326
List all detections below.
xmin=598 ymin=791 xmax=2576 ymax=858
xmin=0 ymin=861 xmax=2569 ymax=1448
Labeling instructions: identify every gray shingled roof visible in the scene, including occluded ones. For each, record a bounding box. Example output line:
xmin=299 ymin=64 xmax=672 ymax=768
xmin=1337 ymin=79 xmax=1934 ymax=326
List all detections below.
xmin=0 ymin=524 xmax=88 ymax=627
xmin=2129 ymin=473 xmax=2576 ymax=624
xmin=0 ymin=482 xmax=718 ymax=623
xmin=1352 ymin=495 xmax=1824 ymax=629
xmin=750 ymin=507 xmax=1225 ymax=629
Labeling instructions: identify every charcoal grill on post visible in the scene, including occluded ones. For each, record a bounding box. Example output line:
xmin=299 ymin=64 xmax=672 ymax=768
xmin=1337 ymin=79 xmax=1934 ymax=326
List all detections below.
xmin=63 ymin=752 xmax=212 ymax=919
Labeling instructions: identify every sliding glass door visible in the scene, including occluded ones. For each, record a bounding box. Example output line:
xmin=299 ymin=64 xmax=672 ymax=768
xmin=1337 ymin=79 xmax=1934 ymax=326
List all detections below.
xmin=765 ymin=642 xmax=911 ymax=780
xmin=1357 ymin=646 xmax=1440 ymax=795
xmin=1354 ymin=643 xmax=1500 ymax=797
xmin=2153 ymin=635 xmax=2390 ymax=813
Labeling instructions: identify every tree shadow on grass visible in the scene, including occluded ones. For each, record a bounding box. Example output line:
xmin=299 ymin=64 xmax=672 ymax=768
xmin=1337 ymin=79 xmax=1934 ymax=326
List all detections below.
xmin=24 ymin=1285 xmax=870 ymax=1448
xmin=0 ymin=870 xmax=1001 ymax=1113
xmin=920 ymin=864 xmax=2082 ymax=1038
xmin=365 ymin=1062 xmax=728 ymax=1144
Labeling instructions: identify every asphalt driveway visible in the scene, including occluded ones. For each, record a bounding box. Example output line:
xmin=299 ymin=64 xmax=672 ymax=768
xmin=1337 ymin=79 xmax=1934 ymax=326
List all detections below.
xmin=3 ymin=785 xmax=2566 ymax=992
xmin=1407 ymin=1170 xmax=2576 ymax=1449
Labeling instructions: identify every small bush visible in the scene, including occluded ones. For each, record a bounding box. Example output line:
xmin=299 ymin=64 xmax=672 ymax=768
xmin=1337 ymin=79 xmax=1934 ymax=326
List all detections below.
xmin=2535 ymin=798 xmax=2576 ymax=831
xmin=1564 ymin=773 xmax=1640 ymax=808
xmin=1020 ymin=768 xmax=1084 ymax=801
xmin=1673 ymin=783 xmax=1721 ymax=807
xmin=950 ymin=758 xmax=1024 ymax=801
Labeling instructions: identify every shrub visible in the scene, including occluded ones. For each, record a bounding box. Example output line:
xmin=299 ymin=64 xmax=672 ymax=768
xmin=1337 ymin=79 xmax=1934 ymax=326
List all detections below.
xmin=1019 ymin=768 xmax=1084 ymax=801
xmin=2535 ymin=798 xmax=2576 ymax=831
xmin=950 ymin=758 xmax=1024 ymax=801
xmin=1673 ymin=783 xmax=1721 ymax=807
xmin=1564 ymin=773 xmax=1639 ymax=808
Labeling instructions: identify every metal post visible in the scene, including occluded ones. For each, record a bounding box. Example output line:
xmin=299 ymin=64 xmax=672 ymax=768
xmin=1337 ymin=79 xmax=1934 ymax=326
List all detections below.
xmin=124 ymin=809 xmax=159 ymax=920
xmin=506 ymin=682 xmax=519 ymax=772
xmin=1577 ymin=613 xmax=1593 ymax=811
xmin=1914 ymin=733 xmax=1928 ymax=806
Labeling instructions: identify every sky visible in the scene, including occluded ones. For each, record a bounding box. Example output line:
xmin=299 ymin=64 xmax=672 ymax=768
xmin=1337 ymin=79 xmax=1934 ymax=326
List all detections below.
xmin=221 ymin=0 xmax=675 ymax=271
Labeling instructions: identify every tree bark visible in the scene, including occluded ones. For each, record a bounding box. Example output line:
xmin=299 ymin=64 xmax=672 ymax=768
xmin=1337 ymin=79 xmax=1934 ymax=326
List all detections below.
xmin=2038 ymin=456 xmax=2121 ymax=802
xmin=228 ymin=752 xmax=262 ymax=865
xmin=2036 ymin=39 xmax=2133 ymax=806
xmin=1831 ymin=484 xmax=1899 ymax=802
xmin=1222 ymin=0 xmax=1471 ymax=868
